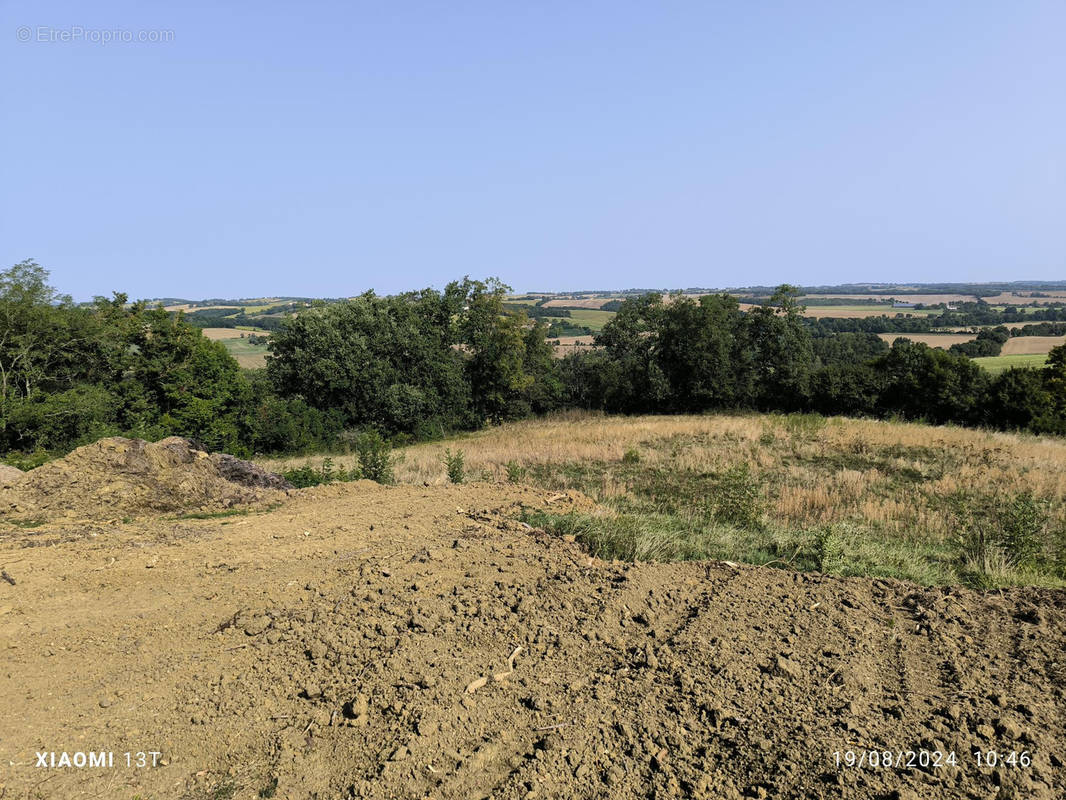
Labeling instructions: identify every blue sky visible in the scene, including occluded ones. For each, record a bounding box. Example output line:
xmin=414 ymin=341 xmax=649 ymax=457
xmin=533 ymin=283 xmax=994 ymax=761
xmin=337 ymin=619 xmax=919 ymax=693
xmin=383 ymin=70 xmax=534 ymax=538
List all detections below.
xmin=3 ymin=1 xmax=1063 ymax=300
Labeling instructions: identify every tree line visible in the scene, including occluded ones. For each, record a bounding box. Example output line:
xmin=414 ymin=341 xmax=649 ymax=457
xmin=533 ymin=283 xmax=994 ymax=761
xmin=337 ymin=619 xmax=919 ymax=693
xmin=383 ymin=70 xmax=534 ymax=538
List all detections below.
xmin=2 ymin=261 xmax=1065 ymax=463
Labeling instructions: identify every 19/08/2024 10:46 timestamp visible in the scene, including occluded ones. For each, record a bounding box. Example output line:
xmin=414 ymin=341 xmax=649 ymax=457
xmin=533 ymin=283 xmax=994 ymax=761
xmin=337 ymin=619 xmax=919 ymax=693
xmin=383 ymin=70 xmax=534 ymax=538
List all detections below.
xmin=833 ymin=749 xmax=1034 ymax=770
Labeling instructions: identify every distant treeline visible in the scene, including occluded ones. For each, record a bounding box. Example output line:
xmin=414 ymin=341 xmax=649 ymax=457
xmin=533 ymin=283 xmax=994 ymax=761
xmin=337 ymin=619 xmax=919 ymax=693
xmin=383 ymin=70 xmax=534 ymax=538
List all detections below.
xmin=4 ymin=261 xmax=1066 ymax=463
xmin=502 ymin=303 xmax=570 ymax=319
xmin=182 ymin=310 xmax=286 ymax=331
xmin=808 ymin=304 xmax=1066 ymax=334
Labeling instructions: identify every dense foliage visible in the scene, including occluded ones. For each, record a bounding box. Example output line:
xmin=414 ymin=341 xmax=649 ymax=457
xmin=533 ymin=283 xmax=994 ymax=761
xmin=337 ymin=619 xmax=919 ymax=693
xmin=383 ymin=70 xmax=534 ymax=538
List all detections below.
xmin=3 ymin=261 xmax=1065 ymax=461
xmin=566 ymin=289 xmax=1066 ymax=434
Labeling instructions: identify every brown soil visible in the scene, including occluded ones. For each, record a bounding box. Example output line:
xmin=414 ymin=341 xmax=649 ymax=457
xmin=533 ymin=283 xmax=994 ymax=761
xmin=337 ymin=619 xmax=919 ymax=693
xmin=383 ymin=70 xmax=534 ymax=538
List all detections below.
xmin=0 ymin=479 xmax=1063 ymax=800
xmin=0 ymin=465 xmax=23 ymax=487
xmin=0 ymin=437 xmax=290 ymax=523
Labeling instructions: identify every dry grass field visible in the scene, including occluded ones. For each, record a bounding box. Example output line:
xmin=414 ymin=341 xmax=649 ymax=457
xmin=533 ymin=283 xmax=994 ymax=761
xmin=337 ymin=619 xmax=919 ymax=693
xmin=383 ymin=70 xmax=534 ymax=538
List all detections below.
xmin=199 ymin=327 xmax=271 ymax=366
xmin=201 ymin=327 xmax=250 ymax=340
xmin=1001 ymin=335 xmax=1066 ymax=355
xmin=877 ymin=333 xmax=975 ymax=348
xmin=798 ymin=293 xmax=977 ymax=303
xmin=262 ymin=412 xmax=1066 ymax=588
xmin=541 ymin=297 xmax=616 ymax=308
xmin=549 ymin=334 xmax=596 ymax=357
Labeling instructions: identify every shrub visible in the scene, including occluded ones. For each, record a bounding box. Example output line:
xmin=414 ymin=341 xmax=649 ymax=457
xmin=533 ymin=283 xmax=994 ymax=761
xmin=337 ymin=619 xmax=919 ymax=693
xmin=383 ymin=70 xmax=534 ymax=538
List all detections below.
xmin=353 ymin=431 xmax=395 ymax=484
xmin=622 ymin=447 xmax=641 ymax=464
xmin=505 ymin=460 xmax=526 ymax=483
xmin=282 ymin=457 xmax=360 ymax=488
xmin=442 ymin=448 xmax=465 ymax=484
xmin=813 ymin=526 xmax=843 ymax=572
xmin=711 ymin=464 xmax=764 ymax=529
xmin=996 ymin=492 xmax=1048 ymax=568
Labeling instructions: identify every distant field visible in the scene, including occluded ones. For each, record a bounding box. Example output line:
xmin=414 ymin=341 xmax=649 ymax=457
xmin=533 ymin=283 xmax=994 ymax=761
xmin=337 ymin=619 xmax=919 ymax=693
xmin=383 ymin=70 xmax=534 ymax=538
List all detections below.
xmin=541 ymin=297 xmax=616 ymax=309
xmin=165 ymin=303 xmax=242 ymax=313
xmin=1001 ymin=335 xmax=1066 ymax=355
xmin=199 ymin=327 xmax=269 ymax=367
xmin=200 ymin=327 xmax=270 ymax=340
xmin=798 ymin=293 xmax=977 ymax=304
xmin=973 ymin=354 xmax=1048 ymax=375
xmin=877 ymin=333 xmax=974 ymax=349
xmin=796 ymin=305 xmax=940 ymax=319
xmin=219 ymin=337 xmax=269 ymax=368
xmin=565 ymin=309 xmax=615 ymax=331
xmin=983 ymin=292 xmax=1066 ymax=304
xmin=549 ymin=335 xmax=596 ymax=358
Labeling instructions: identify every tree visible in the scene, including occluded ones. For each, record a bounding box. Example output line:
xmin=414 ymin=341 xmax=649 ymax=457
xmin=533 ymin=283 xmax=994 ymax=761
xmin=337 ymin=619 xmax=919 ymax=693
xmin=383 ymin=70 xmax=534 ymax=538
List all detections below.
xmin=593 ymin=293 xmax=669 ymax=412
xmin=268 ymin=289 xmax=472 ymax=437
xmin=742 ymin=285 xmax=815 ymax=411
xmin=655 ymin=293 xmax=747 ymax=411
xmin=457 ymin=278 xmax=533 ymax=423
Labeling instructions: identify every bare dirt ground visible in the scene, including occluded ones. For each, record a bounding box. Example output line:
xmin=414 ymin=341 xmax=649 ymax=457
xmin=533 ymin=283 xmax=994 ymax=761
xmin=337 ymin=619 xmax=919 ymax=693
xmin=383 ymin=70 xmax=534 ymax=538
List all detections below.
xmin=0 ymin=484 xmax=1063 ymax=800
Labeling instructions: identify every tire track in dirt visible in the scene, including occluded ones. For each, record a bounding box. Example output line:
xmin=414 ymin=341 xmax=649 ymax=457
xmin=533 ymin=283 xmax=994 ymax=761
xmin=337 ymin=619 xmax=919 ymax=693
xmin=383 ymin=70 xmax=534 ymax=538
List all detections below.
xmin=1 ymin=481 xmax=1063 ymax=799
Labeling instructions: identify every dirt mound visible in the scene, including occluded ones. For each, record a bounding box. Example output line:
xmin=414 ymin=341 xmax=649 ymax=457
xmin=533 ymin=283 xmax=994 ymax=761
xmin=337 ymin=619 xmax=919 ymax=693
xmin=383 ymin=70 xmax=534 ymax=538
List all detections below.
xmin=0 ymin=465 xmax=23 ymax=487
xmin=0 ymin=482 xmax=1063 ymax=799
xmin=0 ymin=437 xmax=290 ymax=522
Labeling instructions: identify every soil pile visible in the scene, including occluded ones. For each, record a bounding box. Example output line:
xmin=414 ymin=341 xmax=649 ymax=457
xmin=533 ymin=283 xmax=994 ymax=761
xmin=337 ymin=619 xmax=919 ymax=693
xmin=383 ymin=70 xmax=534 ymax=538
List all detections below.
xmin=0 ymin=436 xmax=290 ymax=521
xmin=0 ymin=465 xmax=23 ymax=487
xmin=0 ymin=482 xmax=1063 ymax=800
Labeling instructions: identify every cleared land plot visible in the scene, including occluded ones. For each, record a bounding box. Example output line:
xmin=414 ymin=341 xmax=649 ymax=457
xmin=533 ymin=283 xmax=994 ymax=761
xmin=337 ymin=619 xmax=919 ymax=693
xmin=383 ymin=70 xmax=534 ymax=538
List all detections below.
xmin=4 ymin=472 xmax=1063 ymax=800
xmin=877 ymin=333 xmax=974 ymax=349
xmin=1001 ymin=335 xmax=1066 ymax=355
xmin=974 ymin=354 xmax=1049 ymax=375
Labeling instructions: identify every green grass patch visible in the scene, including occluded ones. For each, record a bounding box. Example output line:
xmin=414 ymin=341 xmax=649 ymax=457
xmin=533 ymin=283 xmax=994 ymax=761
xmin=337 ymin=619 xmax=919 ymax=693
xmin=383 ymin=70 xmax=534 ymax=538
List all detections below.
xmin=2 ymin=517 xmax=47 ymax=529
xmin=522 ymin=510 xmax=959 ymax=585
xmin=511 ymin=434 xmax=1066 ymax=589
xmin=566 ymin=309 xmax=615 ymax=331
xmin=973 ymin=353 xmax=1048 ymax=375
xmin=173 ymin=508 xmax=251 ymax=520
xmin=219 ymin=337 xmax=269 ymax=368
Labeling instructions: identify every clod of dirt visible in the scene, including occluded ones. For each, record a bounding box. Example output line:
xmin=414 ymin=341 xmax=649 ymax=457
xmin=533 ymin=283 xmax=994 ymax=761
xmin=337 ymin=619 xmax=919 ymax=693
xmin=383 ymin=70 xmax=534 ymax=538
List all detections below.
xmin=0 ymin=436 xmax=291 ymax=522
xmin=0 ymin=465 xmax=23 ymax=487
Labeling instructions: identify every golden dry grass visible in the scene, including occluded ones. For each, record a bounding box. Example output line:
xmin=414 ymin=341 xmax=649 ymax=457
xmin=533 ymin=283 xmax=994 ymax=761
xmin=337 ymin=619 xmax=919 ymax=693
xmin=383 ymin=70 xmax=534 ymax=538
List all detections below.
xmin=260 ymin=412 xmax=1066 ymax=545
xmin=541 ymin=298 xmax=616 ymax=309
xmin=201 ymin=327 xmax=246 ymax=340
xmin=1001 ymin=335 xmax=1066 ymax=355
xmin=876 ymin=333 xmax=975 ymax=349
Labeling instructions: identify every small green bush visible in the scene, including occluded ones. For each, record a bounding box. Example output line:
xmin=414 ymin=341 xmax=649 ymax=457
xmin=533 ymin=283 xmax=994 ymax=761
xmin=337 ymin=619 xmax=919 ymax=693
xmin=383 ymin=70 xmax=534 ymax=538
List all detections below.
xmin=622 ymin=448 xmax=641 ymax=464
xmin=814 ymin=526 xmax=843 ymax=572
xmin=505 ymin=460 xmax=526 ymax=483
xmin=996 ymin=492 xmax=1047 ymax=568
xmin=282 ymin=457 xmax=361 ymax=488
xmin=354 ymin=431 xmax=395 ymax=484
xmin=442 ymin=448 xmax=465 ymax=484
xmin=710 ymin=464 xmax=764 ymax=529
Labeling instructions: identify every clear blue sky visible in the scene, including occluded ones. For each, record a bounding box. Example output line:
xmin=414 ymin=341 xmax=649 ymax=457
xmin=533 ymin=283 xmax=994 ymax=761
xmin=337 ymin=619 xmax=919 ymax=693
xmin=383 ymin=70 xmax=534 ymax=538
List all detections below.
xmin=3 ymin=1 xmax=1063 ymax=300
